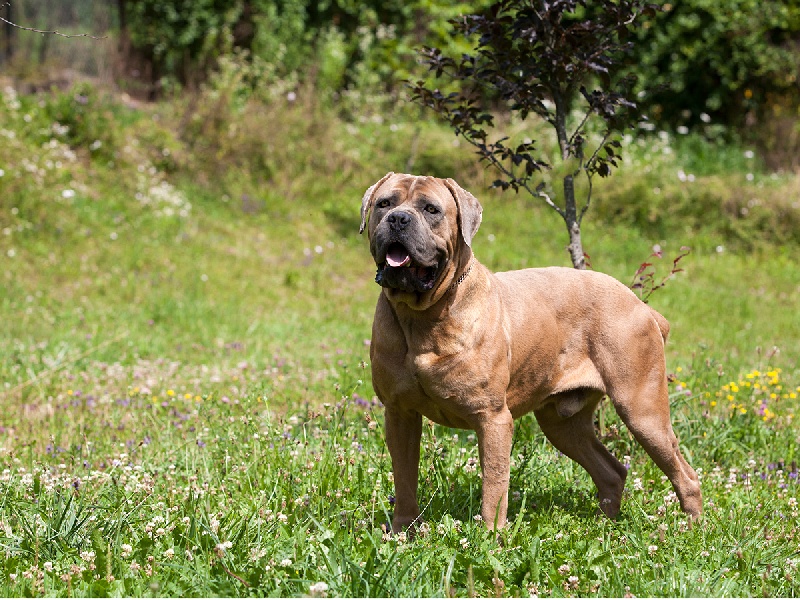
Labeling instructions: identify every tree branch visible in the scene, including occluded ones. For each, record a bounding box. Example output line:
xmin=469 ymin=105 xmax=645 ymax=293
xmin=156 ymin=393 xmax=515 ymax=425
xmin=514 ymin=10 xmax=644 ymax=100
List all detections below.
xmin=0 ymin=7 xmax=106 ymax=40
xmin=459 ymin=129 xmax=566 ymax=218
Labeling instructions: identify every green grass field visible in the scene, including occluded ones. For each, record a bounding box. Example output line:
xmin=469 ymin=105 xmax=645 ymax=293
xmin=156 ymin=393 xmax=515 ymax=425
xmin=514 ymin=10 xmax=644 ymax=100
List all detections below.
xmin=1 ymin=80 xmax=800 ymax=596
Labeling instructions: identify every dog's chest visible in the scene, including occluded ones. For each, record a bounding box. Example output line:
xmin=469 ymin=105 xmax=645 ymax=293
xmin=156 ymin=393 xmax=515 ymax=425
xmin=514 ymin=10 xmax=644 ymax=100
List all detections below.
xmin=380 ymin=343 xmax=501 ymax=429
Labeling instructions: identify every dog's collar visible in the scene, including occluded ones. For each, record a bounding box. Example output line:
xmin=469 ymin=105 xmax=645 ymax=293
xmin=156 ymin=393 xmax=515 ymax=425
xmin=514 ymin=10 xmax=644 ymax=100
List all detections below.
xmin=451 ymin=258 xmax=474 ymax=289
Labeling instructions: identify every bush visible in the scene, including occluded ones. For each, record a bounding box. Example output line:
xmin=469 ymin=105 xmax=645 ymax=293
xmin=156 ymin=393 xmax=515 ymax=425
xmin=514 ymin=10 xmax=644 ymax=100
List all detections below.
xmin=41 ymin=82 xmax=123 ymax=164
xmin=633 ymin=0 xmax=800 ymax=131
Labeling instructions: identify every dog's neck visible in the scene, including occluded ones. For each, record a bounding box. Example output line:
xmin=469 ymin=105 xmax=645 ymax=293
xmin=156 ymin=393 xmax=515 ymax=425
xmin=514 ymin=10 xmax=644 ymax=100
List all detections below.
xmin=451 ymin=257 xmax=474 ymax=289
xmin=383 ymin=257 xmax=494 ymax=361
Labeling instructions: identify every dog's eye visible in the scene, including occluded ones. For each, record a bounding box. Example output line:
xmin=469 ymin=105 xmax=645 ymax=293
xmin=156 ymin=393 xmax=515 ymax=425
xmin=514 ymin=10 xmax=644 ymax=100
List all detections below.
xmin=376 ymin=199 xmax=390 ymax=209
xmin=424 ymin=204 xmax=439 ymax=214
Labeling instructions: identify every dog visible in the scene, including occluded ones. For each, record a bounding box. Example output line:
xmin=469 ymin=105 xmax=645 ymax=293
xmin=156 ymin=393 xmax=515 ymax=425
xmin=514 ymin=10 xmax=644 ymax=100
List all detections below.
xmin=360 ymin=172 xmax=702 ymax=532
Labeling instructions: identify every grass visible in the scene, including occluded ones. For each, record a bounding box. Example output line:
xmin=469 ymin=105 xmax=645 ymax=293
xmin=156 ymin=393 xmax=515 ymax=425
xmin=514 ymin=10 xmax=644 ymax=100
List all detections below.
xmin=1 ymin=364 xmax=799 ymax=596
xmin=1 ymin=77 xmax=800 ymax=596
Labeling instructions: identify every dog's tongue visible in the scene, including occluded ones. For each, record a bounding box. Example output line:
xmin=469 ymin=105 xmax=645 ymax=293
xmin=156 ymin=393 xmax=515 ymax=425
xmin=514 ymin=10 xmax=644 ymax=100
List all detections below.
xmin=386 ymin=244 xmax=411 ymax=268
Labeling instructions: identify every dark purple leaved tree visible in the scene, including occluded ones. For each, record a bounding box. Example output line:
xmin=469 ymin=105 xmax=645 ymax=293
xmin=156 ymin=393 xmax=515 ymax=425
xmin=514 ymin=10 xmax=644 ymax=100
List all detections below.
xmin=409 ymin=0 xmax=658 ymax=269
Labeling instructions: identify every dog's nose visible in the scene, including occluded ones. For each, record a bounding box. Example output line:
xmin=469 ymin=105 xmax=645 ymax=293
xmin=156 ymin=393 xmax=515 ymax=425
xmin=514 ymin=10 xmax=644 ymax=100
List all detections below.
xmin=387 ymin=211 xmax=412 ymax=231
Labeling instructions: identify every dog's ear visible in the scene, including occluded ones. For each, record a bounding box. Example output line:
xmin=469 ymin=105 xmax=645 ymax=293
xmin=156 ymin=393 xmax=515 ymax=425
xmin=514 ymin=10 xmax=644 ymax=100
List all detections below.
xmin=443 ymin=178 xmax=483 ymax=247
xmin=360 ymin=172 xmax=395 ymax=234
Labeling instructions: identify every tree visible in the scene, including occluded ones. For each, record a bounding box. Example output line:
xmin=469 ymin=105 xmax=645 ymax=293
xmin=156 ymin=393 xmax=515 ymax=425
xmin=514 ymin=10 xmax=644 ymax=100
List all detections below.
xmin=409 ymin=0 xmax=658 ymax=269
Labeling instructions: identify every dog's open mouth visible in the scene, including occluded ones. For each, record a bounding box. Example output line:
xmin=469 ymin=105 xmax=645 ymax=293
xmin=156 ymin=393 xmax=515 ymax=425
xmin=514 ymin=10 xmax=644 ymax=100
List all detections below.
xmin=376 ymin=243 xmax=438 ymax=292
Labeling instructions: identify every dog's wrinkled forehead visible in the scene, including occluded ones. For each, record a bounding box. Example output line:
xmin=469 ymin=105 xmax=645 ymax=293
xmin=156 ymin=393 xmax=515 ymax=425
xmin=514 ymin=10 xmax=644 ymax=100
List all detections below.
xmin=382 ymin=174 xmax=453 ymax=206
xmin=360 ymin=172 xmax=452 ymax=234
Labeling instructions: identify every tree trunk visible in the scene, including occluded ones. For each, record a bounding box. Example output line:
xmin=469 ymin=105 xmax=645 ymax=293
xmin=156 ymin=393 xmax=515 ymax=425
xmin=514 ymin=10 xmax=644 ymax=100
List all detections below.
xmin=553 ymin=90 xmax=586 ymax=270
xmin=563 ymin=175 xmax=586 ymax=270
xmin=2 ymin=2 xmax=13 ymax=65
xmin=38 ymin=8 xmax=53 ymax=65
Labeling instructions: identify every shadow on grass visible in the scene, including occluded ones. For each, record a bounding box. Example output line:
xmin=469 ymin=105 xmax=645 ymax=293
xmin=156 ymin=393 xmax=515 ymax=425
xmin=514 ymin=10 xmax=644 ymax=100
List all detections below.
xmin=408 ymin=472 xmax=600 ymax=528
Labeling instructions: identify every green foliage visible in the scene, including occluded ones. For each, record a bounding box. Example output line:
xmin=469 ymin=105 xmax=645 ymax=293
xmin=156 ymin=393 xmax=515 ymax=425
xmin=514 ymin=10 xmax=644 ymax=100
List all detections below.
xmin=123 ymin=0 xmax=244 ymax=85
xmin=633 ymin=0 xmax=800 ymax=129
xmin=119 ymin=0 xmax=491 ymax=105
xmin=41 ymin=82 xmax=124 ymax=164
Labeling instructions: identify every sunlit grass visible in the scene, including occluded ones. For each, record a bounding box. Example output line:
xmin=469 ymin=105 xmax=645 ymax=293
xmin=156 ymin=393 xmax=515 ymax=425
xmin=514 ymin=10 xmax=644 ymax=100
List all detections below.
xmin=1 ymin=80 xmax=800 ymax=596
xmin=1 ymin=357 xmax=799 ymax=596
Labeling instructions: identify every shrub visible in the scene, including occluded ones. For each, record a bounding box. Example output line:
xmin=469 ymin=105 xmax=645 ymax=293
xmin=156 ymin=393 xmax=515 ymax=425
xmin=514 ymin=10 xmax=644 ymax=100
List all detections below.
xmin=632 ymin=0 xmax=800 ymax=131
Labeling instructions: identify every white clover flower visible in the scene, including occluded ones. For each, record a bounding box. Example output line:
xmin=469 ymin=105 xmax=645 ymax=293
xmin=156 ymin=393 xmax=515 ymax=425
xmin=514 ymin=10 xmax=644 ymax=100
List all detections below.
xmin=558 ymin=564 xmax=571 ymax=576
xmin=62 ymin=189 xmax=75 ymax=199
xmin=566 ymin=575 xmax=579 ymax=590
xmin=648 ymin=544 xmax=658 ymax=555
xmin=309 ymin=581 xmax=329 ymax=597
xmin=280 ymin=558 xmax=293 ymax=568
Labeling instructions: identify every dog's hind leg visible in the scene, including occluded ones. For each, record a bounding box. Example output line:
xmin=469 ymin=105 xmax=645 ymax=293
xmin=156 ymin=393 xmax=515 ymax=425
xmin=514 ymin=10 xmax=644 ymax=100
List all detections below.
xmin=611 ymin=379 xmax=702 ymax=519
xmin=534 ymin=390 xmax=628 ymax=517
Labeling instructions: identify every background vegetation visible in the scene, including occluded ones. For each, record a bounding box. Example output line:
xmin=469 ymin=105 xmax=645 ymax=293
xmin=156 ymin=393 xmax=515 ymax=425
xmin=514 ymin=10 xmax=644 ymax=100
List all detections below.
xmin=1 ymin=0 xmax=800 ymax=596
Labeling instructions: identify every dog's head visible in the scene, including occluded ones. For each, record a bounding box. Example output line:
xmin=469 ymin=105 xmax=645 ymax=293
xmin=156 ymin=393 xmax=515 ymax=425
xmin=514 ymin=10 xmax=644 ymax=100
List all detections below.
xmin=360 ymin=172 xmax=482 ymax=302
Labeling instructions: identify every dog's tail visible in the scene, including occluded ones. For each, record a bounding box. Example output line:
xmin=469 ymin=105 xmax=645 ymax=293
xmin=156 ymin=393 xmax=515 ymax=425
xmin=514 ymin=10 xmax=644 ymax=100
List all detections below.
xmin=649 ymin=307 xmax=670 ymax=344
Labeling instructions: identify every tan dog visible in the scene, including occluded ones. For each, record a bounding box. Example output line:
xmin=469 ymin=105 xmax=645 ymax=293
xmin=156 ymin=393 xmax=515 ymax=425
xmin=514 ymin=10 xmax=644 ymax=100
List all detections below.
xmin=360 ymin=172 xmax=702 ymax=532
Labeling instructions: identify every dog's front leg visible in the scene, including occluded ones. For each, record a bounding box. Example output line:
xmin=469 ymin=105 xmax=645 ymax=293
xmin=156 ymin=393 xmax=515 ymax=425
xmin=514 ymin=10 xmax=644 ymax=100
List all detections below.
xmin=476 ymin=409 xmax=514 ymax=529
xmin=385 ymin=405 xmax=422 ymax=533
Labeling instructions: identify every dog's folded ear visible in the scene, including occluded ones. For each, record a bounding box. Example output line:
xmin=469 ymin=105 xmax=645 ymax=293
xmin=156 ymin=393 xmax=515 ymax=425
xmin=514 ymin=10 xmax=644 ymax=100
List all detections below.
xmin=443 ymin=178 xmax=483 ymax=248
xmin=360 ymin=172 xmax=395 ymax=234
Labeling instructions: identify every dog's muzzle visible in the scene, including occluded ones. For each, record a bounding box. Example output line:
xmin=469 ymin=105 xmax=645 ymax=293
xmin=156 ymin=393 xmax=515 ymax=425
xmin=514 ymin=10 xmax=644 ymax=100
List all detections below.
xmin=375 ymin=244 xmax=440 ymax=292
xmin=372 ymin=210 xmax=445 ymax=293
